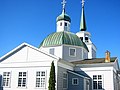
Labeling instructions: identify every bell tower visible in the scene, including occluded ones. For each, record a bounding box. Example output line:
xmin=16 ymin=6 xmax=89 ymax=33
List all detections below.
xmin=76 ymin=0 xmax=97 ymax=59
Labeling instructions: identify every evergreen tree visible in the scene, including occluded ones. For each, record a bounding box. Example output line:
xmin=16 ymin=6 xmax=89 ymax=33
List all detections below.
xmin=48 ymin=61 xmax=56 ymax=90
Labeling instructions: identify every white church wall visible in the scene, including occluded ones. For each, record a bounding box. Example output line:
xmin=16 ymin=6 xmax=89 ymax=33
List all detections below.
xmin=1 ymin=46 xmax=28 ymax=63
xmin=27 ymin=46 xmax=59 ymax=62
xmin=0 ymin=66 xmax=49 ymax=90
xmin=57 ymin=20 xmax=70 ymax=32
xmin=0 ymin=45 xmax=59 ymax=64
xmin=0 ymin=60 xmax=58 ymax=90
xmin=40 ymin=46 xmax=63 ymax=59
xmin=75 ymin=66 xmax=114 ymax=90
xmin=0 ymin=44 xmax=59 ymax=90
xmin=87 ymin=44 xmax=92 ymax=59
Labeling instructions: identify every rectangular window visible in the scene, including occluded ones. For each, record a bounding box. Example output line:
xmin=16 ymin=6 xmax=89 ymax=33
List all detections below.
xmin=72 ymin=78 xmax=79 ymax=85
xmin=93 ymin=75 xmax=103 ymax=90
xmin=85 ymin=37 xmax=89 ymax=42
xmin=98 ymin=81 xmax=102 ymax=89
xmin=18 ymin=72 xmax=27 ymax=87
xmin=63 ymin=73 xmax=68 ymax=89
xmin=93 ymin=81 xmax=97 ymax=89
xmin=65 ymin=22 xmax=67 ymax=26
xmin=3 ymin=72 xmax=11 ymax=87
xmin=98 ymin=75 xmax=102 ymax=80
xmin=93 ymin=75 xmax=97 ymax=80
xmin=60 ymin=22 xmax=62 ymax=26
xmin=69 ymin=48 xmax=76 ymax=56
xmin=36 ymin=71 xmax=46 ymax=88
xmin=49 ymin=48 xmax=54 ymax=55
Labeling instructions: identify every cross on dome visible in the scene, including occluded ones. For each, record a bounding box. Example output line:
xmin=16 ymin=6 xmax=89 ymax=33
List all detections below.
xmin=61 ymin=0 xmax=67 ymax=10
xmin=81 ymin=0 xmax=85 ymax=7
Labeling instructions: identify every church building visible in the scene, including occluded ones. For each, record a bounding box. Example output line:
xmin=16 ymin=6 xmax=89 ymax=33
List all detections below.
xmin=0 ymin=0 xmax=120 ymax=90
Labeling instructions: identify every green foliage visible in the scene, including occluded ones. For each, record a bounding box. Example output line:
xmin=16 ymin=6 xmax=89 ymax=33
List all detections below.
xmin=48 ymin=61 xmax=56 ymax=90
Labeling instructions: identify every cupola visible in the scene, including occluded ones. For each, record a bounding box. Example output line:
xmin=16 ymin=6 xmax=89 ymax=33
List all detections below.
xmin=56 ymin=0 xmax=71 ymax=32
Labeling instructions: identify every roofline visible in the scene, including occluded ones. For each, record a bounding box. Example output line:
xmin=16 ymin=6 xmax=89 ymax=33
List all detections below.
xmin=75 ymin=62 xmax=115 ymax=68
xmin=114 ymin=57 xmax=120 ymax=69
xmin=59 ymin=59 xmax=75 ymax=67
xmin=41 ymin=44 xmax=88 ymax=52
xmin=68 ymin=70 xmax=90 ymax=79
xmin=0 ymin=42 xmax=60 ymax=61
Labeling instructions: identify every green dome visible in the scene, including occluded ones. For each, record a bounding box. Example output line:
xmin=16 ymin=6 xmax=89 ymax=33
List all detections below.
xmin=40 ymin=31 xmax=88 ymax=51
xmin=56 ymin=13 xmax=71 ymax=22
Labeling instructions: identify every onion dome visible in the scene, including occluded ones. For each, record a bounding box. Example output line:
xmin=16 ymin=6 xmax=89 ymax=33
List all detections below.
xmin=56 ymin=10 xmax=71 ymax=22
xmin=56 ymin=0 xmax=71 ymax=23
xmin=39 ymin=31 xmax=88 ymax=51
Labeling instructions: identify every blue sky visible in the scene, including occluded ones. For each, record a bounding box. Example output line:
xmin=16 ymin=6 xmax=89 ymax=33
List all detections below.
xmin=0 ymin=0 xmax=120 ymax=62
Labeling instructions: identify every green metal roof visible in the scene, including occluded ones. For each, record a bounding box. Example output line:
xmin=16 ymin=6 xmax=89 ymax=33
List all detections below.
xmin=39 ymin=31 xmax=88 ymax=51
xmin=56 ymin=10 xmax=71 ymax=22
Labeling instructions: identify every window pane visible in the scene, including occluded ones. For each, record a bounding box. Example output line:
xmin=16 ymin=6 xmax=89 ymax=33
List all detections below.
xmin=18 ymin=78 xmax=22 ymax=87
xmin=41 ymin=72 xmax=45 ymax=76
xmin=18 ymin=72 xmax=27 ymax=87
xmin=98 ymin=75 xmax=102 ymax=80
xmin=98 ymin=81 xmax=102 ymax=89
xmin=22 ymin=78 xmax=26 ymax=87
xmin=19 ymin=72 xmax=22 ymax=77
xmin=36 ymin=78 xmax=40 ymax=87
xmin=63 ymin=73 xmax=67 ymax=78
xmin=65 ymin=22 xmax=67 ymax=26
xmin=63 ymin=79 xmax=67 ymax=88
xmin=63 ymin=73 xmax=67 ymax=89
xmin=36 ymin=71 xmax=46 ymax=88
xmin=36 ymin=72 xmax=40 ymax=76
xmin=70 ymin=48 xmax=76 ymax=56
xmin=93 ymin=81 xmax=97 ymax=89
xmin=60 ymin=22 xmax=62 ymax=26
xmin=93 ymin=75 xmax=97 ymax=80
xmin=73 ymin=78 xmax=78 ymax=85
xmin=85 ymin=37 xmax=88 ymax=42
xmin=73 ymin=79 xmax=77 ymax=84
xmin=49 ymin=48 xmax=54 ymax=55
xmin=3 ymin=72 xmax=11 ymax=87
xmin=23 ymin=72 xmax=26 ymax=77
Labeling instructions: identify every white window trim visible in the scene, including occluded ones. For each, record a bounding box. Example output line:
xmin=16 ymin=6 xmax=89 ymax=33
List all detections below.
xmin=49 ymin=48 xmax=55 ymax=55
xmin=92 ymin=75 xmax=103 ymax=90
xmin=72 ymin=78 xmax=79 ymax=85
xmin=17 ymin=71 xmax=28 ymax=88
xmin=2 ymin=71 xmax=11 ymax=88
xmin=69 ymin=48 xmax=76 ymax=57
xmin=63 ymin=72 xmax=68 ymax=89
xmin=35 ymin=71 xmax=46 ymax=89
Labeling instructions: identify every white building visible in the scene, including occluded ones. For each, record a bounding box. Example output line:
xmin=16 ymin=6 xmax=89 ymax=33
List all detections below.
xmin=0 ymin=0 xmax=120 ymax=90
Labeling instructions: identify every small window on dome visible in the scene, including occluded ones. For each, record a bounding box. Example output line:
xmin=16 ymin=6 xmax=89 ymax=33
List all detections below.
xmin=85 ymin=37 xmax=89 ymax=42
xmin=60 ymin=22 xmax=62 ymax=26
xmin=69 ymin=48 xmax=76 ymax=57
xmin=65 ymin=22 xmax=67 ymax=26
xmin=49 ymin=48 xmax=54 ymax=55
